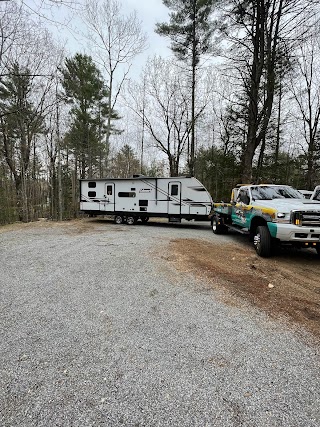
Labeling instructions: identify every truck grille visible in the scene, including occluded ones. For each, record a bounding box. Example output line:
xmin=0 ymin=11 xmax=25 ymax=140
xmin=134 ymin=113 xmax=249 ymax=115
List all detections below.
xmin=291 ymin=211 xmax=320 ymax=227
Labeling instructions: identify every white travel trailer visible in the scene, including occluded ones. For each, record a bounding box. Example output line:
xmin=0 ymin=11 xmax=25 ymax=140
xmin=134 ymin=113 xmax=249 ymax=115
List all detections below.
xmin=80 ymin=176 xmax=212 ymax=224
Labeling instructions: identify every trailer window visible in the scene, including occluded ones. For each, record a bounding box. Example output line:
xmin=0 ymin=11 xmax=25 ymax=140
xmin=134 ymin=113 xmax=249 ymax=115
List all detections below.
xmin=118 ymin=192 xmax=136 ymax=198
xmin=88 ymin=182 xmax=96 ymax=188
xmin=106 ymin=185 xmax=113 ymax=195
xmin=88 ymin=191 xmax=96 ymax=198
xmin=171 ymin=185 xmax=179 ymax=196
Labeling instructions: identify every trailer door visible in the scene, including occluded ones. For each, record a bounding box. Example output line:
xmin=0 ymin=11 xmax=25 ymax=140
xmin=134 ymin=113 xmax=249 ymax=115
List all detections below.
xmin=168 ymin=182 xmax=181 ymax=215
xmin=100 ymin=183 xmax=115 ymax=212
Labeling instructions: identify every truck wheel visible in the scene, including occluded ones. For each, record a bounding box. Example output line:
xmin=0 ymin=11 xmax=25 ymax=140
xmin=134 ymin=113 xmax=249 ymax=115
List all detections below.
xmin=126 ymin=216 xmax=136 ymax=225
xmin=253 ymin=225 xmax=272 ymax=257
xmin=114 ymin=215 xmax=123 ymax=224
xmin=211 ymin=216 xmax=228 ymax=235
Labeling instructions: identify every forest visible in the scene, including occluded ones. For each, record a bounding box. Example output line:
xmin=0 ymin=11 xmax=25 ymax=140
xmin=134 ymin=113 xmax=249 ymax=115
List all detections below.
xmin=1 ymin=0 xmax=320 ymax=225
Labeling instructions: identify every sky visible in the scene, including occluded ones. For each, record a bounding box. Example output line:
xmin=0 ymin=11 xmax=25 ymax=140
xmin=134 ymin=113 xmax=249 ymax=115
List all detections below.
xmin=31 ymin=0 xmax=172 ymax=78
xmin=116 ymin=0 xmax=172 ymax=77
xmin=23 ymin=0 xmax=173 ymax=164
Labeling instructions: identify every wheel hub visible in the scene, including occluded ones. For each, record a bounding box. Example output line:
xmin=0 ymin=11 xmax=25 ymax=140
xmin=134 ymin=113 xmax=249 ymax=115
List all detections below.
xmin=254 ymin=233 xmax=261 ymax=247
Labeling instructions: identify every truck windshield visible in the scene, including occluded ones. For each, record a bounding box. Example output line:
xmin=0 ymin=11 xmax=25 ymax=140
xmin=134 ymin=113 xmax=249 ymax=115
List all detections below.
xmin=251 ymin=186 xmax=303 ymax=200
xmin=312 ymin=187 xmax=320 ymax=201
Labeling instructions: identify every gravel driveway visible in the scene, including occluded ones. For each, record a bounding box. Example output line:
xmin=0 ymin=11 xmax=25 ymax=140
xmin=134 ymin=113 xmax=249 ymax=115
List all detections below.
xmin=0 ymin=219 xmax=319 ymax=427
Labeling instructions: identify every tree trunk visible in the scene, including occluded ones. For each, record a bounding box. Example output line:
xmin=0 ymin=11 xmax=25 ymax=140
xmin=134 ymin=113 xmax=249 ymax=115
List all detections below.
xmin=169 ymin=155 xmax=178 ymax=177
xmin=240 ymin=1 xmax=282 ymax=183
xmin=255 ymin=135 xmax=266 ymax=183
xmin=188 ymin=1 xmax=197 ymax=177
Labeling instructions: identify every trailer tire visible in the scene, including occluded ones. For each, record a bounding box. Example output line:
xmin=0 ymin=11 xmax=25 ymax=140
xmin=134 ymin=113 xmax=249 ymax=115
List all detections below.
xmin=211 ymin=216 xmax=228 ymax=235
xmin=114 ymin=215 xmax=123 ymax=224
xmin=126 ymin=216 xmax=136 ymax=225
xmin=141 ymin=216 xmax=149 ymax=223
xmin=253 ymin=225 xmax=272 ymax=257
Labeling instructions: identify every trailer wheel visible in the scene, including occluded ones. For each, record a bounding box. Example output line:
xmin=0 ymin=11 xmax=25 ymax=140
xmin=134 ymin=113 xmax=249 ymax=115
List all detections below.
xmin=126 ymin=216 xmax=136 ymax=225
xmin=114 ymin=215 xmax=123 ymax=224
xmin=253 ymin=225 xmax=272 ymax=257
xmin=211 ymin=216 xmax=228 ymax=235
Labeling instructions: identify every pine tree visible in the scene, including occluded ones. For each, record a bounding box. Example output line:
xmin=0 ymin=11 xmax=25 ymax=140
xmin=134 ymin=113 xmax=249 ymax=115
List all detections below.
xmin=0 ymin=63 xmax=45 ymax=221
xmin=60 ymin=53 xmax=120 ymax=179
xmin=109 ymin=145 xmax=141 ymax=178
xmin=155 ymin=0 xmax=218 ymax=176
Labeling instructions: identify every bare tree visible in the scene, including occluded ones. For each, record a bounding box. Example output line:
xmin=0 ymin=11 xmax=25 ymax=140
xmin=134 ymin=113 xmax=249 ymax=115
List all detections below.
xmin=0 ymin=6 xmax=63 ymax=221
xmin=127 ymin=56 xmax=211 ymax=176
xmin=82 ymin=0 xmax=147 ymax=153
xmin=288 ymin=21 xmax=320 ymax=189
xmin=223 ymin=0 xmax=320 ymax=182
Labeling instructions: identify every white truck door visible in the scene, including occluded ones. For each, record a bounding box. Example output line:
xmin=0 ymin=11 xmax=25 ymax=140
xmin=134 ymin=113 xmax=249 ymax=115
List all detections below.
xmin=168 ymin=182 xmax=181 ymax=215
xmin=100 ymin=183 xmax=115 ymax=212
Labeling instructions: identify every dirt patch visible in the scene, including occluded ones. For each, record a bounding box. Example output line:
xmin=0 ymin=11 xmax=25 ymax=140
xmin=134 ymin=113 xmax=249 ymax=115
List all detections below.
xmin=0 ymin=218 xmax=127 ymax=235
xmin=169 ymin=238 xmax=320 ymax=338
xmin=63 ymin=219 xmax=107 ymax=235
xmin=0 ymin=219 xmax=90 ymax=234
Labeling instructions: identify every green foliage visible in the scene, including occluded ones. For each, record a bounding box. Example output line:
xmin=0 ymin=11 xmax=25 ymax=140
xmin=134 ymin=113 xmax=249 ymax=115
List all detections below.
xmin=156 ymin=0 xmax=218 ymax=64
xmin=0 ymin=62 xmax=46 ymax=164
xmin=0 ymin=176 xmax=18 ymax=225
xmin=194 ymin=146 xmax=240 ymax=201
xmin=109 ymin=144 xmax=141 ymax=178
xmin=251 ymin=151 xmax=307 ymax=189
xmin=61 ymin=53 xmax=120 ymax=178
xmin=143 ymin=159 xmax=166 ymax=177
xmin=156 ymin=0 xmax=218 ymax=176
xmin=62 ymin=54 xmax=106 ymax=108
xmin=194 ymin=145 xmax=317 ymax=201
xmin=0 ymin=62 xmax=46 ymax=221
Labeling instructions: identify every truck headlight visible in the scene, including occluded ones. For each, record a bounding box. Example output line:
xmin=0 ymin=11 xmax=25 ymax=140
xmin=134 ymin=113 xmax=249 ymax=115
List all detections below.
xmin=274 ymin=212 xmax=290 ymax=223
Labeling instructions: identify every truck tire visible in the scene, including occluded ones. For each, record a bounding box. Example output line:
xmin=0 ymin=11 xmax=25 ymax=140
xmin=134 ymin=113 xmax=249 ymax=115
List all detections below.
xmin=126 ymin=216 xmax=136 ymax=225
xmin=211 ymin=216 xmax=228 ymax=235
xmin=253 ymin=225 xmax=272 ymax=257
xmin=114 ymin=215 xmax=123 ymax=224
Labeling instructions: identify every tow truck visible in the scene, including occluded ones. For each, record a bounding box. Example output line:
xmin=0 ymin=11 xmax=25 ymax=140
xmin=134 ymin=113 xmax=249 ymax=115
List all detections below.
xmin=210 ymin=184 xmax=320 ymax=257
